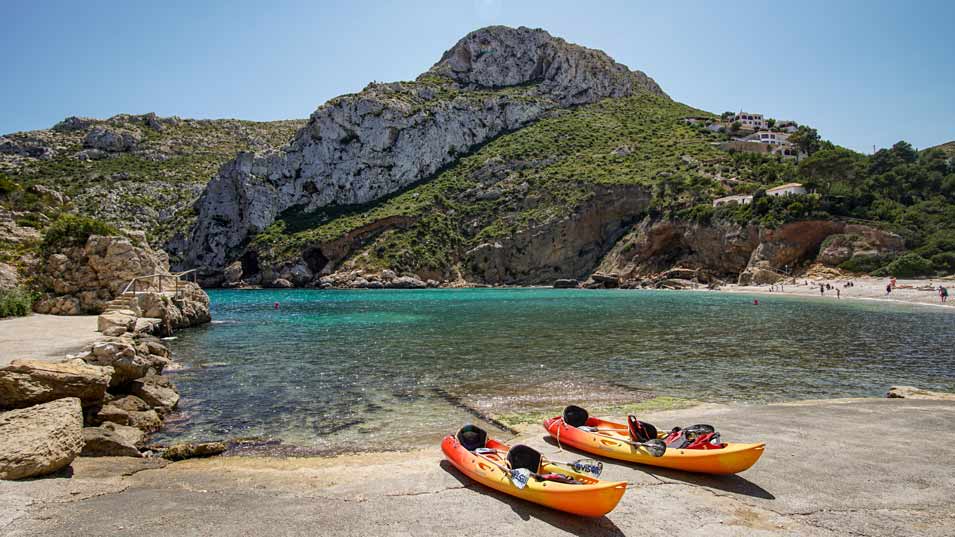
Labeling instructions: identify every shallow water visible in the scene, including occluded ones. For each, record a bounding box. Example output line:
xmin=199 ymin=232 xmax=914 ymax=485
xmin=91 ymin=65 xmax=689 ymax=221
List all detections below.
xmin=156 ymin=288 xmax=955 ymax=452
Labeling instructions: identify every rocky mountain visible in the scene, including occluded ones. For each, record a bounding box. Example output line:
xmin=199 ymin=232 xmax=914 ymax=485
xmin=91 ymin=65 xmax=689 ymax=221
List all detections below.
xmin=4 ymin=25 xmax=954 ymax=295
xmin=0 ymin=113 xmax=304 ymax=259
xmin=186 ymin=26 xmax=666 ymax=272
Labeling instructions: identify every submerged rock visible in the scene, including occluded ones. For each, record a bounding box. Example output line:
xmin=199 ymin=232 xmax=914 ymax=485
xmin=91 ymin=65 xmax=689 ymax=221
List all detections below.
xmin=0 ymin=398 xmax=85 ymax=480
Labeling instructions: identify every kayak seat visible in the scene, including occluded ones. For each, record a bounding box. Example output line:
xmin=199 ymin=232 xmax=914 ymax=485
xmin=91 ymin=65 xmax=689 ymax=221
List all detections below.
xmin=563 ymin=405 xmax=589 ymax=428
xmin=506 ymin=444 xmax=542 ymax=473
xmin=457 ymin=424 xmax=487 ymax=451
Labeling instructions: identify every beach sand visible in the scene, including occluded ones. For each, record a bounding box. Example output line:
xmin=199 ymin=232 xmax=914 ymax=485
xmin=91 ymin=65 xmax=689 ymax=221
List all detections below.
xmin=719 ymin=275 xmax=955 ymax=310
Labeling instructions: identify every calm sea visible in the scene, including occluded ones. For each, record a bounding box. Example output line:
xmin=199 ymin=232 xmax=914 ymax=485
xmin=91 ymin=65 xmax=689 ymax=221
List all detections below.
xmin=155 ymin=288 xmax=955 ymax=452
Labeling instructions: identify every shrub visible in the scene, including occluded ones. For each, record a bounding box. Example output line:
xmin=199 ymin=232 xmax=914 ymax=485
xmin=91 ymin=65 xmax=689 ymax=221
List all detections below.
xmin=0 ymin=174 xmax=18 ymax=196
xmin=42 ymin=213 xmax=118 ymax=251
xmin=881 ymin=253 xmax=935 ymax=278
xmin=838 ymin=254 xmax=892 ymax=274
xmin=930 ymin=252 xmax=955 ymax=273
xmin=0 ymin=287 xmax=35 ymax=318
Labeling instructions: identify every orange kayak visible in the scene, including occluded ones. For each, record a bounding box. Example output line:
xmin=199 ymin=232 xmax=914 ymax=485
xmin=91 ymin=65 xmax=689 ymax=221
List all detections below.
xmin=544 ymin=416 xmax=765 ymax=475
xmin=441 ymin=434 xmax=627 ymax=517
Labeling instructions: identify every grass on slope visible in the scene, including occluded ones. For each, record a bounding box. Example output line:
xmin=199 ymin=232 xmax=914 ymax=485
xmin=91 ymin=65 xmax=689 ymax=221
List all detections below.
xmin=253 ymin=94 xmax=748 ymax=275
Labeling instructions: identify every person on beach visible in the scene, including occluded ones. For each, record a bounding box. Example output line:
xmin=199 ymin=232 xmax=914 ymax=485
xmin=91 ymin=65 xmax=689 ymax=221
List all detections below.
xmin=941 ymin=286 xmax=949 ymax=303
xmin=820 ymin=286 xmax=825 ymax=296
xmin=886 ymin=283 xmax=892 ymax=296
xmin=836 ymin=288 xmax=841 ymax=299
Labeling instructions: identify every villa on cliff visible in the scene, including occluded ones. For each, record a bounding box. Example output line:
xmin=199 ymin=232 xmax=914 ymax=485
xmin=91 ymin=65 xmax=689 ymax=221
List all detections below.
xmin=712 ymin=183 xmax=806 ymax=207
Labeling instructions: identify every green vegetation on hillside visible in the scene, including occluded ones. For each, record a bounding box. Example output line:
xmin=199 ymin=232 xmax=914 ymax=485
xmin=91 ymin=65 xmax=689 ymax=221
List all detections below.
xmin=252 ymin=94 xmax=736 ymax=275
xmin=1 ymin=116 xmax=305 ymax=253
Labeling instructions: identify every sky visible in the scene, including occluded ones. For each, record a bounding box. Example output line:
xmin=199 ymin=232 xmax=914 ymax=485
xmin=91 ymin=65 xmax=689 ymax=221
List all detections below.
xmin=2 ymin=0 xmax=953 ymax=153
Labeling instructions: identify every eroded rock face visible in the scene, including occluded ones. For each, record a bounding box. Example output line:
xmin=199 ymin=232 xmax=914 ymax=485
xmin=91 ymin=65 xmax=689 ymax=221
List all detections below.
xmin=34 ymin=233 xmax=169 ymax=314
xmin=0 ymin=359 xmax=112 ymax=410
xmin=816 ymin=225 xmax=904 ymax=268
xmin=187 ymin=26 xmax=667 ymax=272
xmin=465 ymin=185 xmax=652 ymax=284
xmin=0 ymin=398 xmax=84 ymax=480
xmin=427 ymin=25 xmax=664 ymax=105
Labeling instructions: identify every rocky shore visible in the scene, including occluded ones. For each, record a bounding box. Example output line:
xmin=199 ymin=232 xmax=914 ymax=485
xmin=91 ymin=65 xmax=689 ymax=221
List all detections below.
xmin=2 ymin=396 xmax=953 ymax=536
xmin=0 ymin=234 xmax=211 ymax=480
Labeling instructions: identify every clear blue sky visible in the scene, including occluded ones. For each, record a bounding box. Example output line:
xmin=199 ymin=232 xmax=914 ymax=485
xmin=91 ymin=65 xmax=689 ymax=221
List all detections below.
xmin=3 ymin=0 xmax=953 ymax=153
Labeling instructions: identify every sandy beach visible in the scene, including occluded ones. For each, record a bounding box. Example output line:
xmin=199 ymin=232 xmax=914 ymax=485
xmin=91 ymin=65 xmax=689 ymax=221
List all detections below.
xmin=719 ymin=276 xmax=955 ymax=310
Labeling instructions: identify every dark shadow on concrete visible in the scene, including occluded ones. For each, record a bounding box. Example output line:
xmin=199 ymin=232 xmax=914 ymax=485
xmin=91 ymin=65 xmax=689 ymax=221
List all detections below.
xmin=439 ymin=460 xmax=626 ymax=537
xmin=542 ymin=436 xmax=775 ymax=500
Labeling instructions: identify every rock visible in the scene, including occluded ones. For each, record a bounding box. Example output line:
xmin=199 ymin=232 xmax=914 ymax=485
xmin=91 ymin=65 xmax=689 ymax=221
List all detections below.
xmin=223 ymin=261 xmax=243 ymax=284
xmin=186 ymin=26 xmax=667 ymax=272
xmin=127 ymin=409 xmax=163 ymax=433
xmin=0 ymin=398 xmax=84 ymax=480
xmin=94 ymin=403 xmax=130 ymax=426
xmin=590 ymin=272 xmax=621 ymax=288
xmin=129 ymin=375 xmax=179 ymax=414
xmin=272 ymin=278 xmax=293 ymax=289
xmin=389 ymin=276 xmax=427 ymax=289
xmin=380 ymin=269 xmax=397 ymax=281
xmin=80 ymin=423 xmax=143 ymax=457
xmin=162 ymin=441 xmax=227 ymax=461
xmin=87 ymin=340 xmax=167 ymax=385
xmin=428 ymin=26 xmax=665 ymax=106
xmin=83 ymin=126 xmax=142 ymax=152
xmin=553 ymin=278 xmax=579 ymax=288
xmin=110 ymin=394 xmax=150 ymax=412
xmin=52 ymin=116 xmax=96 ymax=131
xmin=98 ymin=310 xmax=137 ymax=335
xmin=0 ymin=359 xmax=112 ymax=410
xmin=0 ymin=262 xmax=19 ymax=290
xmin=886 ymin=386 xmax=955 ymax=401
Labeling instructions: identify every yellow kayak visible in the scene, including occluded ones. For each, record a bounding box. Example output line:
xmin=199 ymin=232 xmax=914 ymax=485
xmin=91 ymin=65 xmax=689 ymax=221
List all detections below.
xmin=544 ymin=415 xmax=765 ymax=475
xmin=442 ymin=428 xmax=627 ymax=517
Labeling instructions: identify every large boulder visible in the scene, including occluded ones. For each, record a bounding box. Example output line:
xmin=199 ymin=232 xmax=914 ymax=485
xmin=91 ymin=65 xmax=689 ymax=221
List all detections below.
xmin=0 ymin=359 xmax=112 ymax=410
xmin=0 ymin=398 xmax=85 ymax=480
xmin=97 ymin=310 xmax=137 ymax=335
xmin=129 ymin=375 xmax=179 ymax=414
xmin=80 ymin=423 xmax=143 ymax=457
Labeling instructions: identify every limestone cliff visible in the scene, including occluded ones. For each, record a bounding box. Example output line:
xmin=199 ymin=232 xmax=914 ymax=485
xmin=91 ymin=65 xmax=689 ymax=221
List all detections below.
xmin=186 ymin=26 xmax=666 ymax=273
xmin=595 ymin=219 xmax=905 ymax=286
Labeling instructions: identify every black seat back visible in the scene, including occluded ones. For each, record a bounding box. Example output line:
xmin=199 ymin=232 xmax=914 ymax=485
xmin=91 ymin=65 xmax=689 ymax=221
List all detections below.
xmin=562 ymin=405 xmax=589 ymax=427
xmin=506 ymin=444 xmax=542 ymax=473
xmin=457 ymin=424 xmax=487 ymax=451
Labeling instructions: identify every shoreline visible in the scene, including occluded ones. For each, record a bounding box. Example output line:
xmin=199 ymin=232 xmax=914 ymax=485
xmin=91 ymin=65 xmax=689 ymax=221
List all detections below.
xmin=5 ymin=396 xmax=954 ymax=536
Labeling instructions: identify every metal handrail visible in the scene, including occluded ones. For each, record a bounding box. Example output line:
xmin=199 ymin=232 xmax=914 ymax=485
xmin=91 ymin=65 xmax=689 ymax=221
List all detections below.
xmin=120 ymin=269 xmax=198 ymax=298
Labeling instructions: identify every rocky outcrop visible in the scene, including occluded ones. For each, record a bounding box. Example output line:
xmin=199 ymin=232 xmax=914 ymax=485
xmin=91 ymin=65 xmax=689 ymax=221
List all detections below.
xmin=0 ymin=398 xmax=84 ymax=480
xmin=816 ymin=225 xmax=904 ymax=268
xmin=597 ymin=218 xmax=907 ymax=286
xmin=426 ymin=25 xmax=664 ymax=106
xmin=464 ymin=185 xmax=651 ymax=284
xmin=33 ymin=233 xmax=169 ymax=314
xmin=0 ymin=359 xmax=112 ymax=410
xmin=187 ymin=26 xmax=667 ymax=274
xmin=0 ymin=262 xmax=18 ymax=289
xmin=83 ymin=126 xmax=142 ymax=152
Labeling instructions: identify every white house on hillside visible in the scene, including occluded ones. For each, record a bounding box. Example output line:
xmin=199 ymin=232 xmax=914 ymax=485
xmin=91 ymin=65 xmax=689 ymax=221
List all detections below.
xmin=742 ymin=131 xmax=791 ymax=146
xmin=766 ymin=183 xmax=807 ymax=197
xmin=733 ymin=112 xmax=768 ymax=130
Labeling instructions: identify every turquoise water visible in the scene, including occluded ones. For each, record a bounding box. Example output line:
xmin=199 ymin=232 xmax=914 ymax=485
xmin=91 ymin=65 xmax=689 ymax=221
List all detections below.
xmin=157 ymin=288 xmax=955 ymax=452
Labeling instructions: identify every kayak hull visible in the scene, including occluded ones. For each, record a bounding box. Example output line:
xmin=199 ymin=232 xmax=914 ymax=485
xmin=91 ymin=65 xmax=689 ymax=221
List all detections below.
xmin=441 ymin=435 xmax=627 ymax=517
xmin=543 ymin=416 xmax=765 ymax=475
